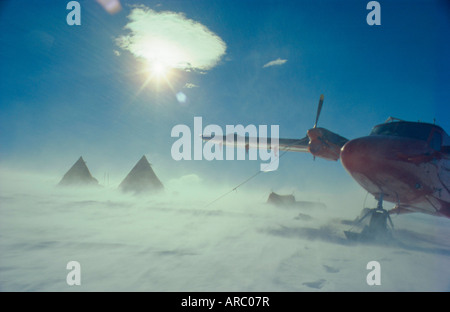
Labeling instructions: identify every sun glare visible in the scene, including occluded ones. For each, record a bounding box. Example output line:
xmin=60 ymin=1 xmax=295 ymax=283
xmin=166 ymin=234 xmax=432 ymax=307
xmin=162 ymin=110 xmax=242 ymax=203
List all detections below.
xmin=149 ymin=60 xmax=169 ymax=78
xmin=137 ymin=58 xmax=175 ymax=95
xmin=137 ymin=39 xmax=187 ymax=92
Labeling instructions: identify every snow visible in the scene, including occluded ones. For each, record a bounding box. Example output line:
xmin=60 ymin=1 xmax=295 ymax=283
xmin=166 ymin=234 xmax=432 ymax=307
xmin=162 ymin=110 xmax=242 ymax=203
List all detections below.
xmin=0 ymin=169 xmax=449 ymax=292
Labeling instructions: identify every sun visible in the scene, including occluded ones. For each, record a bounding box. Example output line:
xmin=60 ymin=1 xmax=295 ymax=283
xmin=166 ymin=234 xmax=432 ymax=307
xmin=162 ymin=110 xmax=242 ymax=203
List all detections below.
xmin=148 ymin=60 xmax=169 ymax=79
xmin=136 ymin=40 xmax=184 ymax=93
xmin=137 ymin=59 xmax=174 ymax=93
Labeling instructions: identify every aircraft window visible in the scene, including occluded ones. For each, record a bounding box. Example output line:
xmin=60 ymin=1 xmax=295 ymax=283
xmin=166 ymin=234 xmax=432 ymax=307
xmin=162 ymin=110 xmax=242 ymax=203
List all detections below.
xmin=430 ymin=132 xmax=442 ymax=151
xmin=370 ymin=122 xmax=433 ymax=141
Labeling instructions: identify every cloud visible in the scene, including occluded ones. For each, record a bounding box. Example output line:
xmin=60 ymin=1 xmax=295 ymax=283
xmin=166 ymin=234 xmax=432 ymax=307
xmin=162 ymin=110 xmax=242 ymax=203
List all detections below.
xmin=116 ymin=6 xmax=227 ymax=72
xmin=263 ymin=58 xmax=288 ymax=68
xmin=184 ymin=83 xmax=198 ymax=89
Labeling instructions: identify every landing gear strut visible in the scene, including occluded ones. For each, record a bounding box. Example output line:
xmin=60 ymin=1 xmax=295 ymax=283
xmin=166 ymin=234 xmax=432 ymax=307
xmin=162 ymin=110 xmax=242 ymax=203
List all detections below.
xmin=344 ymin=195 xmax=394 ymax=242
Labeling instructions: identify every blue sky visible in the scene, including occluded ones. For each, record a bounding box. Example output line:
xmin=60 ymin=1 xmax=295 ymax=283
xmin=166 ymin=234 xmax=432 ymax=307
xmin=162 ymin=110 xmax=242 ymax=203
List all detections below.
xmin=1 ymin=0 xmax=449 ymax=194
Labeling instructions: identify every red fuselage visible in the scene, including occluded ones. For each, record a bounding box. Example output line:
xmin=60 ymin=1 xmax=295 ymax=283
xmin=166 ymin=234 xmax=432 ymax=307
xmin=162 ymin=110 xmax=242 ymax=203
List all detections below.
xmin=340 ymin=122 xmax=450 ymax=218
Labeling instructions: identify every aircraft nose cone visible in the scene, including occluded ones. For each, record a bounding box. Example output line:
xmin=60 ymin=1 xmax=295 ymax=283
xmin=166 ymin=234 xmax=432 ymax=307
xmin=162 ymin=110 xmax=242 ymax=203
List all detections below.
xmin=340 ymin=137 xmax=377 ymax=174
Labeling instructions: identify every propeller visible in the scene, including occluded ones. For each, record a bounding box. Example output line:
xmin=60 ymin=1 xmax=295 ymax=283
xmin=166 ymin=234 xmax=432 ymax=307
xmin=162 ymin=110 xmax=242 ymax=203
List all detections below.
xmin=305 ymin=94 xmax=349 ymax=161
xmin=313 ymin=94 xmax=324 ymax=128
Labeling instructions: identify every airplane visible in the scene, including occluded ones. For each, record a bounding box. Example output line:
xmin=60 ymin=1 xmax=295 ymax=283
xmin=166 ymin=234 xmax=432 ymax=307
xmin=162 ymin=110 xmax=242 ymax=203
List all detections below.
xmin=202 ymin=95 xmax=450 ymax=241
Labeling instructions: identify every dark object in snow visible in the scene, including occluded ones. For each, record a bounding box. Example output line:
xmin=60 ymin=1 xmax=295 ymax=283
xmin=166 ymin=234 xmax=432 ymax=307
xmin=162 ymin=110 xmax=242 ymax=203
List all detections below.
xmin=267 ymin=192 xmax=326 ymax=209
xmin=267 ymin=192 xmax=295 ymax=206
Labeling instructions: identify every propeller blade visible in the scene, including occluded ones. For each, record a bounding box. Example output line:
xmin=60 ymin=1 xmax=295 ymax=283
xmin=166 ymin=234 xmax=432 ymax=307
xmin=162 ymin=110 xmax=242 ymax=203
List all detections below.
xmin=313 ymin=94 xmax=324 ymax=128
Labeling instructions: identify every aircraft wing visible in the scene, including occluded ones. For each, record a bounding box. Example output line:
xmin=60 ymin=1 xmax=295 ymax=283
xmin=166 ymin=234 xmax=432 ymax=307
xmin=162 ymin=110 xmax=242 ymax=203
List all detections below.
xmin=201 ymin=95 xmax=350 ymax=161
xmin=278 ymin=137 xmax=310 ymax=152
xmin=202 ymin=134 xmax=310 ymax=153
xmin=202 ymin=126 xmax=348 ymax=161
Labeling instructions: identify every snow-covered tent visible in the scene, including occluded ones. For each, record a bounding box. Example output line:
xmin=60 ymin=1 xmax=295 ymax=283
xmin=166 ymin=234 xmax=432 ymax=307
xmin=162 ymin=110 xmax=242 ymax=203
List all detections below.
xmin=58 ymin=156 xmax=99 ymax=186
xmin=119 ymin=155 xmax=164 ymax=193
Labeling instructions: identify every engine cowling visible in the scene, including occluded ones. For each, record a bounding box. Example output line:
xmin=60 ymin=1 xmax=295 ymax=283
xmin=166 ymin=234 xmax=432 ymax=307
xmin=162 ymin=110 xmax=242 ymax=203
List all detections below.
xmin=307 ymin=127 xmax=348 ymax=161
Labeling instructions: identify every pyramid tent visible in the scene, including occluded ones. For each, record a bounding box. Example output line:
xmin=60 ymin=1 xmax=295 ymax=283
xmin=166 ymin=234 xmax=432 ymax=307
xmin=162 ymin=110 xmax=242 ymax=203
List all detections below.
xmin=58 ymin=156 xmax=99 ymax=186
xmin=119 ymin=155 xmax=164 ymax=193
